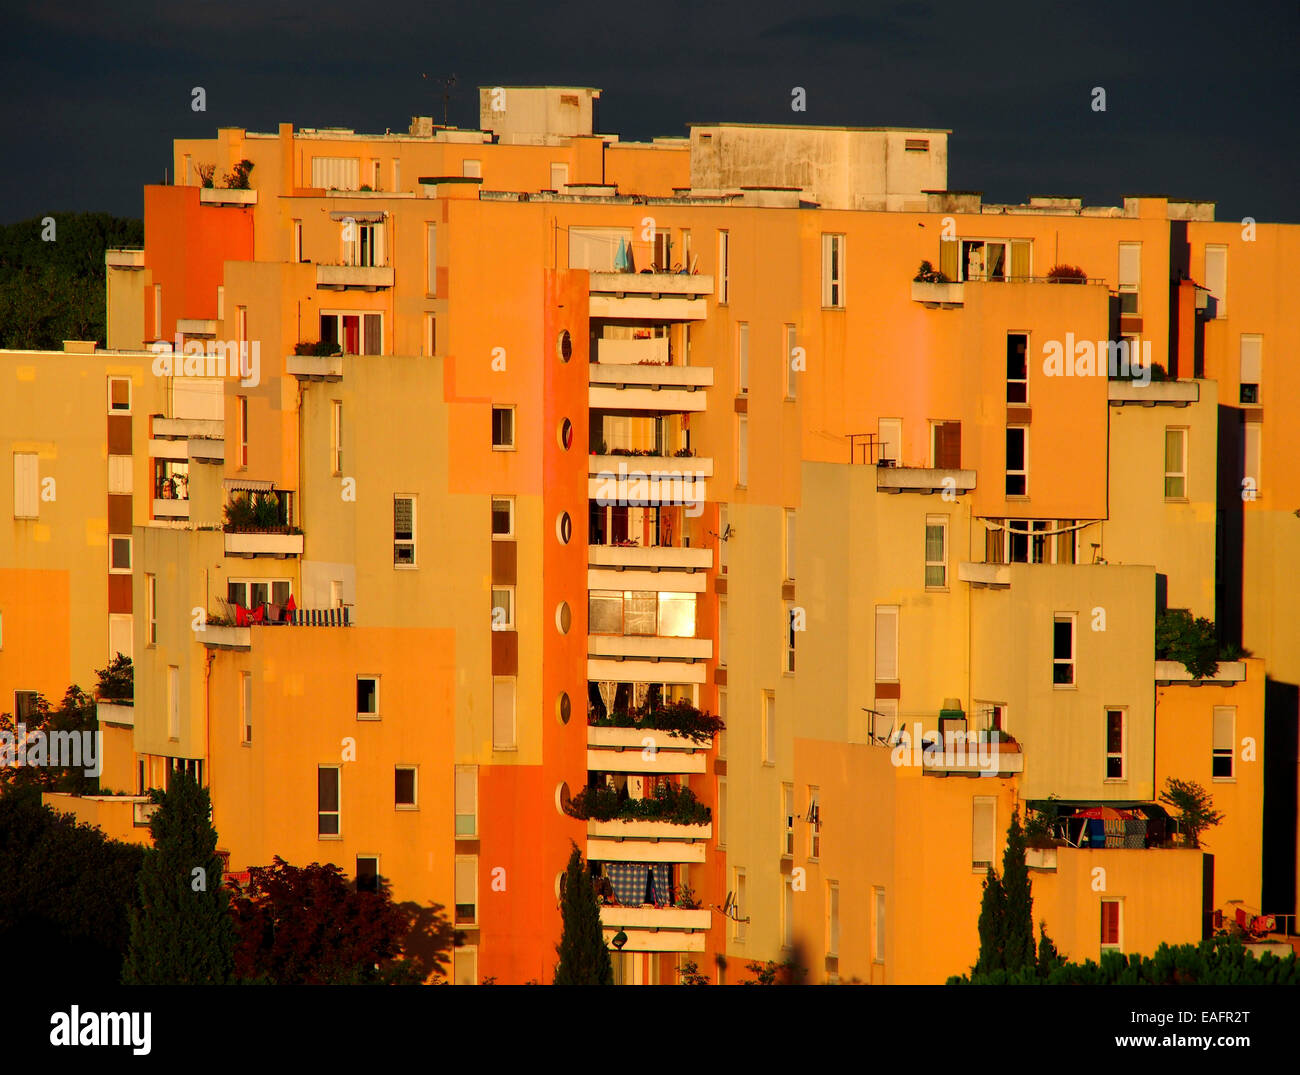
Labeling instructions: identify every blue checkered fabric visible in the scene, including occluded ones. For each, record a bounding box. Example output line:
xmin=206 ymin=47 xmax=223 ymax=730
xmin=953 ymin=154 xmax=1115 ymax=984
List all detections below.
xmin=649 ymin=864 xmax=673 ymax=906
xmin=606 ymin=863 xmax=650 ymax=906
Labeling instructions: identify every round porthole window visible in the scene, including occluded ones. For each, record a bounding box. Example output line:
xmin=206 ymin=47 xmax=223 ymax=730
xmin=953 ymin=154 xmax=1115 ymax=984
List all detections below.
xmin=558 ymin=418 xmax=574 ymax=451
xmin=556 ymin=511 xmax=573 ymax=545
xmin=556 ymin=691 xmax=572 ymax=725
xmin=557 ymin=329 xmax=573 ymax=363
xmin=555 ymin=780 xmax=572 ymax=816
xmin=555 ymin=601 xmax=572 ymax=635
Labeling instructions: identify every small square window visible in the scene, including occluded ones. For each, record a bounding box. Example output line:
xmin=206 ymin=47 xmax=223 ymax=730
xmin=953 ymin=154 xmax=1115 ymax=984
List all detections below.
xmin=395 ymin=767 xmax=417 ymax=808
xmin=492 ymin=407 xmax=515 ymax=449
xmin=491 ymin=586 xmax=515 ymax=631
xmin=491 ymin=496 xmax=515 ymax=538
xmin=109 ymin=536 xmax=132 ymax=573
xmin=357 ymin=676 xmax=379 ymax=719
xmin=109 ymin=377 xmax=131 ymax=414
xmin=356 ymin=856 xmax=378 ymax=892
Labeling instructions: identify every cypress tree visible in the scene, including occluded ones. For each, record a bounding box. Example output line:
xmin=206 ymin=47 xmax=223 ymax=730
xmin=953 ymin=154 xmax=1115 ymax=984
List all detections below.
xmin=122 ymin=770 xmax=235 ymax=984
xmin=1036 ymin=922 xmax=1061 ymax=977
xmin=1001 ymin=809 xmax=1036 ymax=972
xmin=553 ymin=842 xmax=614 ymax=985
xmin=974 ymin=865 xmax=1006 ymax=975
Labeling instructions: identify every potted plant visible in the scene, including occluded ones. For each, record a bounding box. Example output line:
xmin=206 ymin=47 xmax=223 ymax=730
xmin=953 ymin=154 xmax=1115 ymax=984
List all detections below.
xmin=913 ymin=260 xmax=950 ymax=283
xmin=1046 ymin=264 xmax=1088 ymax=283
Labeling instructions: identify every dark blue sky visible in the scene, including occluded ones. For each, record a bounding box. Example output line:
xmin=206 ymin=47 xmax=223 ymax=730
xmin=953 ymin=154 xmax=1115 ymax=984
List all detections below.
xmin=1 ymin=0 xmax=1295 ymax=224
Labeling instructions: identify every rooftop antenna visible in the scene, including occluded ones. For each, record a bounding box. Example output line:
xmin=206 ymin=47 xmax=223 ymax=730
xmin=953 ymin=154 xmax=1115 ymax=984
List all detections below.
xmin=421 ymin=72 xmax=458 ymax=128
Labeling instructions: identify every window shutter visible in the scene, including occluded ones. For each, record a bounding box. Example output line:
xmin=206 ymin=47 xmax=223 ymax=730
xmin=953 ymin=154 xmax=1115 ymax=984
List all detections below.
xmin=1205 ymin=246 xmax=1227 ymax=309
xmin=1010 ymin=240 xmax=1030 ymax=280
xmin=875 ymin=606 xmax=899 ymax=681
xmin=939 ymin=239 xmax=959 ymax=281
xmin=1239 ymin=336 xmax=1262 ymax=384
xmin=493 ymin=677 xmax=516 ymax=749
xmin=1212 ymin=707 xmax=1235 ymax=752
xmin=1118 ymin=243 xmax=1141 ymax=288
xmin=426 ymin=224 xmax=437 ymax=294
xmin=972 ymin=797 xmax=995 ymax=865
xmin=936 ymin=422 xmax=961 ymax=469
xmin=13 ymin=453 xmax=39 ymax=518
xmin=363 ymin=314 xmax=382 ymax=355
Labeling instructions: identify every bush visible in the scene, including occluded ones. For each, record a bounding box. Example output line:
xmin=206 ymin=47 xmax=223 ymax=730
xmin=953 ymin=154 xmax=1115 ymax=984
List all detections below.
xmin=588 ymin=699 xmax=724 ymax=745
xmin=294 ymin=339 xmax=342 ymax=357
xmin=1159 ymin=777 xmax=1224 ymax=848
xmin=1156 ymin=608 xmax=1224 ymax=679
xmin=913 ymin=260 xmax=951 ymax=283
xmin=223 ymin=159 xmax=254 ymax=190
xmin=196 ymin=163 xmax=216 ymax=189
xmin=95 ymin=654 xmax=134 ymax=702
xmin=1046 ymin=264 xmax=1087 ymax=283
xmin=569 ymin=780 xmax=711 ymax=826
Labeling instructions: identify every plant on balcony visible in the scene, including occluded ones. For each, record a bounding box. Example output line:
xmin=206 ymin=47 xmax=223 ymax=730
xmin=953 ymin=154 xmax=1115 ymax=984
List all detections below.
xmin=913 ymin=260 xmax=951 ymax=283
xmin=1159 ymin=778 xmax=1224 ymax=848
xmin=293 ymin=339 xmax=343 ymax=357
xmin=1045 ymin=264 xmax=1088 ymax=283
xmin=676 ymin=882 xmax=702 ymax=910
xmin=588 ymin=699 xmax=724 ymax=745
xmin=553 ymin=842 xmax=614 ymax=985
xmin=570 ymin=781 xmax=712 ymax=826
xmin=196 ymin=163 xmax=216 ymax=189
xmin=223 ymin=491 xmax=293 ymax=534
xmin=204 ymin=613 xmax=235 ymax=628
xmin=610 ymin=538 xmax=639 ymax=548
xmin=678 ymin=958 xmax=711 ymax=985
xmin=94 ymin=654 xmax=134 ymax=703
xmin=1155 ymin=608 xmax=1231 ymax=679
xmin=673 ymin=447 xmax=695 ymax=458
xmin=223 ymin=159 xmax=254 ymax=190
xmin=634 ymin=358 xmax=669 ymax=366
xmin=608 ymin=447 xmax=656 ymax=457
xmin=1024 ymin=796 xmax=1064 ymax=849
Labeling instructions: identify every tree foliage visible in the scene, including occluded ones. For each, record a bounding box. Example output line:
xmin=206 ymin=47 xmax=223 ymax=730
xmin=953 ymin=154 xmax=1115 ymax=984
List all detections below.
xmin=227 ymin=856 xmax=450 ymax=984
xmin=1159 ymin=777 xmax=1225 ymax=848
xmin=1156 ymin=608 xmax=1224 ymax=679
xmin=122 ymin=771 xmax=235 ymax=984
xmin=0 ymin=685 xmax=100 ymax=795
xmin=1001 ymin=810 xmax=1035 ymax=972
xmin=554 ymin=842 xmax=613 ymax=985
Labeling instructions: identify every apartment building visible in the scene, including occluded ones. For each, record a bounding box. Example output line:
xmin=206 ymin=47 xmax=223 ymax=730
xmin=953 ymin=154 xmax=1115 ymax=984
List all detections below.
xmin=4 ymin=85 xmax=1297 ymax=984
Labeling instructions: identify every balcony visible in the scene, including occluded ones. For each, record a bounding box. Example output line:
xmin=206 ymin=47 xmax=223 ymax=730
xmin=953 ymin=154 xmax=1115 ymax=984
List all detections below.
xmin=592 ymin=337 xmax=669 ymax=365
xmin=176 ymin=318 xmax=217 ymax=337
xmin=1108 ymin=380 xmax=1200 ymax=407
xmin=599 ymin=906 xmax=710 ymax=952
xmin=196 ymin=624 xmax=252 ymax=650
xmin=315 ymin=264 xmax=394 ymax=291
xmin=105 ymin=248 xmax=145 ymax=269
xmin=920 ymin=732 xmax=1024 ymax=777
xmin=199 ymin=188 xmax=257 ymax=207
xmin=586 ymin=821 xmax=710 ymax=862
xmin=152 ymin=417 xmax=222 ymax=440
xmin=286 ymin=354 xmax=344 ymax=381
xmin=96 ymin=701 xmax=134 ymax=728
xmin=224 ymin=531 xmax=304 ymax=557
xmin=589 ymin=457 xmax=710 ymax=506
xmin=589 ymin=634 xmax=711 ymax=660
xmin=588 ymin=272 xmax=713 ymax=321
xmin=223 ymin=485 xmax=302 ymax=558
xmin=1155 ymin=659 xmax=1247 ymax=686
xmin=153 ymin=498 xmax=190 ymax=520
xmin=586 ymin=725 xmax=711 ymax=774
xmin=911 ymin=280 xmax=965 ymax=307
xmin=588 ymin=544 xmax=712 ymax=592
xmin=958 ymin=561 xmax=1011 ymax=588
xmin=877 ymin=465 xmax=977 ymax=495
xmin=589 ymin=363 xmax=712 ymax=412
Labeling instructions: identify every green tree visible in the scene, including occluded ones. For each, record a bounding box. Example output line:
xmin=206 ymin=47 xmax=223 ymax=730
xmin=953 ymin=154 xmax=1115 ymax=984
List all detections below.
xmin=1155 ymin=608 xmax=1223 ymax=679
xmin=122 ymin=770 xmax=235 ymax=984
xmin=1001 ymin=810 xmax=1035 ymax=972
xmin=1036 ymin=922 xmax=1061 ymax=977
xmin=553 ymin=842 xmax=613 ymax=985
xmin=1159 ymin=777 xmax=1225 ymax=847
xmin=0 ymin=685 xmax=100 ymax=796
xmin=974 ymin=865 xmax=1006 ymax=975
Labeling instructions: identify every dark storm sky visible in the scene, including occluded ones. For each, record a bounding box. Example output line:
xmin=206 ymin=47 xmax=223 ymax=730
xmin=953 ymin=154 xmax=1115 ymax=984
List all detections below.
xmin=1 ymin=0 xmax=1296 ymax=225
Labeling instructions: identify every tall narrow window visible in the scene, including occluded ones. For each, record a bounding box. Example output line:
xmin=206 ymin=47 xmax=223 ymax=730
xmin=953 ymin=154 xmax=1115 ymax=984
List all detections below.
xmin=782 ymin=784 xmax=794 ymax=856
xmin=12 ymin=453 xmax=38 ymax=519
xmin=1239 ymin=335 xmax=1261 ymax=404
xmin=356 ymin=856 xmax=378 ymax=893
xmin=241 ymin=671 xmax=252 ymax=744
xmin=493 ymin=676 xmax=517 ymax=750
xmin=455 ymin=856 xmax=478 ymax=924
xmin=154 ymin=284 xmax=163 ymax=339
xmin=733 ymin=867 xmax=746 ymax=942
xmin=785 ymin=601 xmax=796 ymax=674
xmin=1105 ymin=708 xmax=1125 ymax=779
xmin=972 ymin=796 xmax=996 ymax=869
xmin=717 ymin=231 xmax=729 ymax=304
xmin=1164 ymin=428 xmax=1187 ymax=499
xmin=1204 ymin=245 xmax=1227 ymax=316
xmin=807 ymin=787 xmax=821 ymax=858
xmin=878 ymin=418 xmax=901 ymax=465
xmin=875 ymin=606 xmax=899 ymax=682
xmin=784 ymin=510 xmax=796 ymax=581
xmin=827 ymin=881 xmax=840 ymax=957
xmin=491 ymin=586 xmax=515 ymax=631
xmin=109 ymin=376 xmax=132 ymax=414
xmin=717 ymin=776 xmax=727 ymax=848
xmin=356 ymin=676 xmax=379 ymax=719
xmin=781 ymin=877 xmax=794 ymax=949
xmin=491 ymin=496 xmax=515 ymax=539
xmin=822 ymin=234 xmax=845 ymax=307
xmin=146 ymin=574 xmax=157 ymax=645
xmin=1213 ymin=706 xmax=1235 ymax=779
xmin=426 ymin=223 xmax=437 ymax=295
xmin=719 ymin=505 xmax=729 ymax=574
xmin=1053 ymin=614 xmax=1076 ymax=685
xmin=1005 ymin=426 xmax=1027 ymax=496
xmin=550 ymin=162 xmax=569 ymax=190
xmin=317 ymin=766 xmax=341 ymax=836
xmin=1100 ymin=900 xmax=1122 ymax=951
xmin=785 ymin=325 xmax=798 ymax=399
xmin=394 ymin=766 xmax=418 ymax=808
xmin=167 ymin=666 xmax=180 ymax=740
xmin=1244 ymin=420 xmax=1261 ymax=496
xmin=924 ymin=516 xmax=948 ymax=589
xmin=394 ymin=495 xmax=416 ymax=566
xmin=737 ymin=323 xmax=749 ymax=394
xmin=238 ymin=396 xmax=249 ymax=467
xmin=1118 ymin=242 xmax=1141 ymax=315
xmin=873 ymin=888 xmax=886 ymax=962
xmin=293 ymin=220 xmax=303 ymax=263
xmin=736 ymin=416 xmax=748 ymax=487
xmin=330 ymin=400 xmax=343 ymax=476
xmin=455 ymin=765 xmax=478 ymax=836
xmin=1006 ymin=333 xmax=1028 ymax=403
xmin=762 ymin=691 xmax=776 ymax=765
xmin=718 ymin=596 xmax=728 ymax=667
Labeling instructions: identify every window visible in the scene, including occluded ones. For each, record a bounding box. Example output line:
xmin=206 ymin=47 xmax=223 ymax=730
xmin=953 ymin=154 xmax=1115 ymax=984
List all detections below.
xmin=394 ymin=495 xmax=416 ymax=566
xmin=426 ymin=223 xmax=437 ymax=295
xmin=330 ymin=401 xmax=343 ymax=476
xmin=395 ymin=766 xmax=418 ymax=808
xmin=718 ymin=597 xmax=728 ymax=666
xmin=807 ymin=787 xmax=821 ymax=858
xmin=762 ymin=691 xmax=776 ymax=765
xmin=108 ymin=614 xmax=132 ymax=663
xmin=925 ymin=516 xmax=948 ymax=589
xmin=492 ymin=406 xmax=515 ymax=449
xmin=1006 ymin=333 xmax=1028 ymax=403
xmin=455 ymin=856 xmax=477 ymax=924
xmin=491 ymin=496 xmax=514 ymax=538
xmin=454 ymin=946 xmax=478 ymax=986
xmin=736 ymin=415 xmax=748 ymax=486
xmin=932 ymin=420 xmax=962 ymax=469
xmin=719 ymin=505 xmax=729 ymax=574
xmin=717 ymin=690 xmax=728 ymax=760
xmin=717 ymin=776 xmax=727 ymax=849
xmin=12 ymin=453 xmax=38 ymax=519
xmin=550 ymin=162 xmax=569 ymax=190
xmin=491 ymin=586 xmax=515 ymax=631
xmin=732 ymin=867 xmax=746 ymax=942
xmin=167 ymin=666 xmax=180 ymax=740
xmin=356 ymin=676 xmax=379 ymax=719
xmin=736 ymin=323 xmax=749 ymax=394
xmin=312 ymin=156 xmax=360 ymax=190
xmin=293 ymin=220 xmax=303 ymax=262
xmin=822 ymin=234 xmax=845 ymax=307
xmin=1244 ymin=421 xmax=1261 ymax=495
xmin=827 ymin=881 xmax=840 ymax=957
xmin=781 ymin=877 xmax=794 ymax=949
xmin=319 ymin=312 xmax=382 ymax=356
xmin=785 ymin=601 xmax=796 ymax=674
xmin=1005 ymin=426 xmax=1028 ymax=496
xmin=426 ymin=314 xmax=437 ymax=356
xmin=1053 ymin=614 xmax=1076 ymax=686
xmin=972 ymin=796 xmax=996 ymax=869
xmin=784 ymin=510 xmax=796 ymax=581
xmin=143 ymin=576 xmax=157 ymax=646
xmin=108 ymin=455 xmax=133 ymax=495
xmin=1118 ymin=242 xmax=1141 ymax=315
xmin=1239 ymin=335 xmax=1261 ymax=404
xmin=1164 ymin=428 xmax=1187 ymax=499
xmin=110 ymin=536 xmax=132 ymax=574
xmin=109 ymin=376 xmax=132 ymax=414
xmin=873 ymin=887 xmax=886 ymax=962
xmin=871 ymin=698 xmax=899 ymax=742
xmin=493 ymin=676 xmax=517 ymax=750
xmin=356 ymin=856 xmax=378 ymax=893
xmin=717 ymin=231 xmax=729 ymax=303
xmin=978 ymin=703 xmax=1006 ymax=734
xmin=878 ymin=418 xmax=901 ymax=465
xmin=782 ymin=784 xmax=795 ymax=856
xmin=240 ymin=671 xmax=252 ymax=744
xmin=462 ymin=159 xmax=481 ymax=179
xmin=318 ymin=767 xmax=340 ymax=836
xmin=1105 ymin=708 xmax=1125 ymax=779
xmin=455 ymin=765 xmax=478 ymax=837
xmin=153 ymin=285 xmax=163 ymax=338
xmin=14 ymin=690 xmax=38 ymax=720
xmin=226 ymin=579 xmax=292 ymax=609
xmin=875 ymin=606 xmax=899 ymax=682
xmin=1101 ymin=900 xmax=1122 ymax=951
xmin=1213 ymin=706 xmax=1235 ymax=779
xmin=1204 ymin=245 xmax=1226 ymax=316
xmin=785 ymin=325 xmax=798 ymax=398
xmin=237 ymin=396 xmax=249 ymax=467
